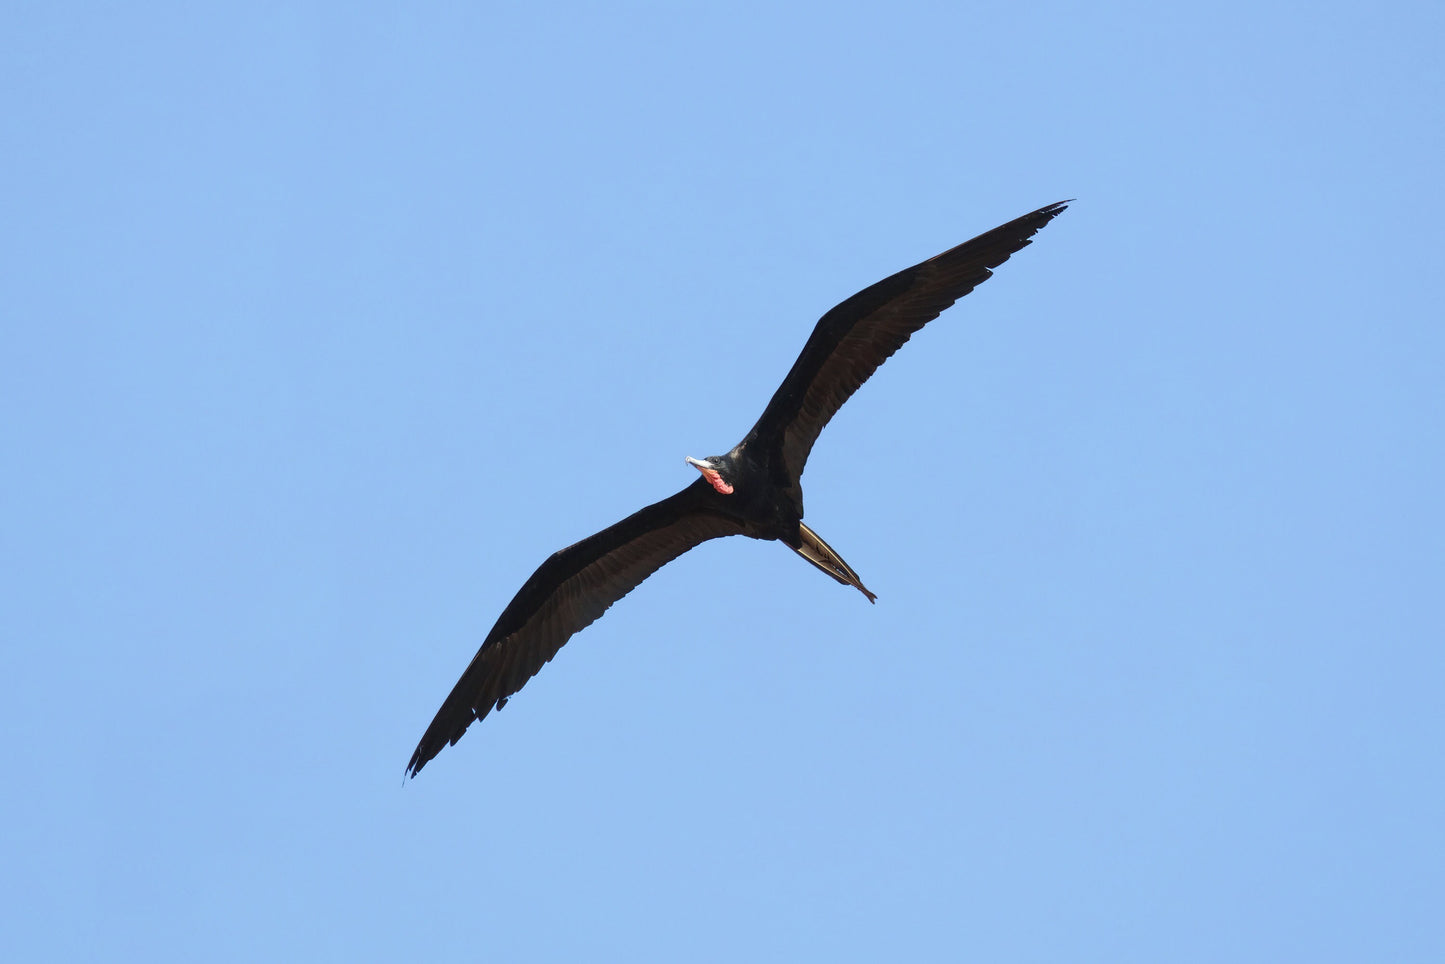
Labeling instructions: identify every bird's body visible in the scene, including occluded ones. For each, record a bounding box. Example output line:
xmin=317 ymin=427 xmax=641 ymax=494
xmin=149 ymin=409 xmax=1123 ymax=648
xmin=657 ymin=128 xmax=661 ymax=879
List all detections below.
xmin=407 ymin=200 xmax=1069 ymax=777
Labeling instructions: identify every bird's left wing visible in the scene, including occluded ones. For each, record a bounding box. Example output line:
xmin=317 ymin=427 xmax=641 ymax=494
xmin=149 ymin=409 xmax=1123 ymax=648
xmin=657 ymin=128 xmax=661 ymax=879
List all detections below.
xmin=407 ymin=482 xmax=743 ymax=777
xmin=746 ymin=201 xmax=1070 ymax=486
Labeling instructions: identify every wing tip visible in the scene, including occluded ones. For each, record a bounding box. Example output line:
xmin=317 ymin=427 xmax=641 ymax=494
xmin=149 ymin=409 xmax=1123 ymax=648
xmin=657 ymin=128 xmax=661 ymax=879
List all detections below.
xmin=405 ymin=704 xmax=485 ymax=779
xmin=1027 ymin=198 xmax=1073 ymax=228
xmin=405 ymin=742 xmax=435 ymax=780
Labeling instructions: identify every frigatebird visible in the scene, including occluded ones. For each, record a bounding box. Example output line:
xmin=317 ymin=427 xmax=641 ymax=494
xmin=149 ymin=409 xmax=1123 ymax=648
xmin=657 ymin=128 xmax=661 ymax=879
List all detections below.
xmin=407 ymin=200 xmax=1069 ymax=777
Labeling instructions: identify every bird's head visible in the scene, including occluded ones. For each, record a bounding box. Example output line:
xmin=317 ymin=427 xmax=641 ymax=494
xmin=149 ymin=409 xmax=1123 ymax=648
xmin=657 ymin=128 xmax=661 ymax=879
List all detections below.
xmin=685 ymin=455 xmax=736 ymax=495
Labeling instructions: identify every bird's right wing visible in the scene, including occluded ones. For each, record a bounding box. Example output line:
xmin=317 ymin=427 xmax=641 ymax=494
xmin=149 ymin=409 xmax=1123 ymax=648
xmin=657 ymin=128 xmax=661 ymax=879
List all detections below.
xmin=407 ymin=482 xmax=743 ymax=777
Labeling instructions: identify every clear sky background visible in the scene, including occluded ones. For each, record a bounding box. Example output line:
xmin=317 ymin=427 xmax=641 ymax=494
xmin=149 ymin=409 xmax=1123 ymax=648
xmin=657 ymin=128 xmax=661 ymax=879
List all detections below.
xmin=3 ymin=2 xmax=1442 ymax=961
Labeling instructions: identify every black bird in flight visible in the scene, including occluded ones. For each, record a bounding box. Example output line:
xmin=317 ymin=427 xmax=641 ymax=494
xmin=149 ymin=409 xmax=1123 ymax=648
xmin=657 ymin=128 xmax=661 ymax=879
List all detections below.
xmin=407 ymin=200 xmax=1069 ymax=777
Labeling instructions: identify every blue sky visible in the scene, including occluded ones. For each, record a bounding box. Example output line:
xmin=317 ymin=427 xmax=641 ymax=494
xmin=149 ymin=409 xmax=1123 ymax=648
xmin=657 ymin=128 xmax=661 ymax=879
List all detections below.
xmin=3 ymin=1 xmax=1442 ymax=960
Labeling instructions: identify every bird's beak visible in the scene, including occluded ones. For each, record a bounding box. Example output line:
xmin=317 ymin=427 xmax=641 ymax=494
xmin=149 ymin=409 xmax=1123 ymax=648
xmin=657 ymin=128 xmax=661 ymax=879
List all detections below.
xmin=685 ymin=456 xmax=734 ymax=495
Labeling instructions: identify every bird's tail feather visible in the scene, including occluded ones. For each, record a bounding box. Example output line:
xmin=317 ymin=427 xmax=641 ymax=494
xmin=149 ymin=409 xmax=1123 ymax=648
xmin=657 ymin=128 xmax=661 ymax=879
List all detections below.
xmin=791 ymin=521 xmax=877 ymax=603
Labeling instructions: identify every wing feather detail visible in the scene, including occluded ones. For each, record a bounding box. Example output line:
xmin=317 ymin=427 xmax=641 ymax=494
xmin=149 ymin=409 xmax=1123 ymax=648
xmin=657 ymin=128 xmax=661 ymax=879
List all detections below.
xmin=406 ymin=483 xmax=742 ymax=777
xmin=748 ymin=201 xmax=1070 ymax=484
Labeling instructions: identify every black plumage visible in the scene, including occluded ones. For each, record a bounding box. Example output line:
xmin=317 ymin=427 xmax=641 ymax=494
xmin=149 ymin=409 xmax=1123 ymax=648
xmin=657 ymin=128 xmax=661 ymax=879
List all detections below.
xmin=407 ymin=200 xmax=1069 ymax=777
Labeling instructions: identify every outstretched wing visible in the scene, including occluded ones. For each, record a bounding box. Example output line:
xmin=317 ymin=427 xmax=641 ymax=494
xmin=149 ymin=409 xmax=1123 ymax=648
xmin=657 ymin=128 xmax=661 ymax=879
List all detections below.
xmin=746 ymin=201 xmax=1070 ymax=486
xmin=407 ymin=482 xmax=743 ymax=777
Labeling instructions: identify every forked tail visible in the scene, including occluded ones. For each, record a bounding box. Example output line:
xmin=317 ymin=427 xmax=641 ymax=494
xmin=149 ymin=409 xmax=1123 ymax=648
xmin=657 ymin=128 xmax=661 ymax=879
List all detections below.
xmin=790 ymin=521 xmax=877 ymax=603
